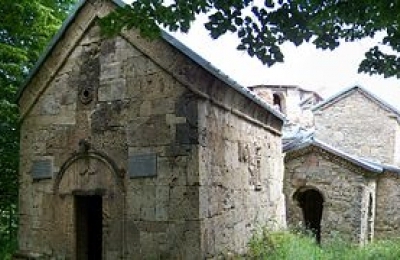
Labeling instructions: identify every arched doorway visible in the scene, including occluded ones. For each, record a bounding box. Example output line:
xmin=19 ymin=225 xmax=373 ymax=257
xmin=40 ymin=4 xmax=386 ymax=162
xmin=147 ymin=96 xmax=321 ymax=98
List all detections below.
xmin=52 ymin=148 xmax=125 ymax=259
xmin=294 ymin=188 xmax=324 ymax=243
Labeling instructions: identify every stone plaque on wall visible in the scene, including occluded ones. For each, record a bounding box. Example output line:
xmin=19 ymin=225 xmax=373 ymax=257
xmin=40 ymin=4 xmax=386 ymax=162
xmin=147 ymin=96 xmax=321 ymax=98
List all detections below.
xmin=32 ymin=160 xmax=52 ymax=180
xmin=128 ymin=154 xmax=157 ymax=178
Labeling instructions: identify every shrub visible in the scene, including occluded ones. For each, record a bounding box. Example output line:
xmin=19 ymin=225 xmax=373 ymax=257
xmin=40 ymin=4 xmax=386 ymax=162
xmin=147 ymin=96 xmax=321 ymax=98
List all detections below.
xmin=0 ymin=238 xmax=17 ymax=260
xmin=248 ymin=228 xmax=323 ymax=259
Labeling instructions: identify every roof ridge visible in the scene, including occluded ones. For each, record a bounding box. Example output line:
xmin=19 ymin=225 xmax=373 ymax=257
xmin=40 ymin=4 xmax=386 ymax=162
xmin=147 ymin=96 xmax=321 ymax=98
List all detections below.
xmin=312 ymin=85 xmax=400 ymax=118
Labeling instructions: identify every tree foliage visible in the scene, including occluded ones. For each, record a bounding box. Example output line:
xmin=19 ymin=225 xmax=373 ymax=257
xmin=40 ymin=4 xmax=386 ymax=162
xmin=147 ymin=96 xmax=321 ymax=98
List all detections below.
xmin=101 ymin=0 xmax=400 ymax=79
xmin=0 ymin=0 xmax=74 ymax=244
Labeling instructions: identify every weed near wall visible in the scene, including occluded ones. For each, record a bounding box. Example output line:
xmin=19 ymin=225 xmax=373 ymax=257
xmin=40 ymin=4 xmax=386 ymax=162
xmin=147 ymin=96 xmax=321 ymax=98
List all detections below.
xmin=247 ymin=228 xmax=400 ymax=260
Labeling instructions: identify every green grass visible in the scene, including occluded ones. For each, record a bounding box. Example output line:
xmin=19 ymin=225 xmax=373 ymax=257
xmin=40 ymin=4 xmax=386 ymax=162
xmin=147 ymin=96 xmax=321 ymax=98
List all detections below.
xmin=247 ymin=228 xmax=400 ymax=260
xmin=1 ymin=230 xmax=399 ymax=259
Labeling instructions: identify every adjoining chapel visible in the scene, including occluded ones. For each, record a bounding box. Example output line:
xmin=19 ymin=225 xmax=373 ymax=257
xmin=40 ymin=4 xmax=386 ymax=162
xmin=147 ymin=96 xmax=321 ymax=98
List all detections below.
xmin=257 ymin=85 xmax=400 ymax=244
xmin=15 ymin=0 xmax=287 ymax=259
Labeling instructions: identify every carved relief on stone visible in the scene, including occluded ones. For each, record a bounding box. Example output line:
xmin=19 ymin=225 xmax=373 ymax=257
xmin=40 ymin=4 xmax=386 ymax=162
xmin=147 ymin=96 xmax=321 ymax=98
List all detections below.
xmin=53 ymin=140 xmax=125 ymax=195
xmin=238 ymin=141 xmax=250 ymax=163
xmin=78 ymin=159 xmax=96 ymax=176
xmin=248 ymin=144 xmax=262 ymax=191
xmin=239 ymin=142 xmax=262 ymax=190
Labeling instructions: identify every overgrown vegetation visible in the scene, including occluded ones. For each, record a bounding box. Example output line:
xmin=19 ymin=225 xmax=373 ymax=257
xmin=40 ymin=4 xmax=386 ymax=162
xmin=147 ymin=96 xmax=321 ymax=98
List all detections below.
xmin=0 ymin=237 xmax=17 ymax=260
xmin=247 ymin=228 xmax=400 ymax=260
xmin=0 ymin=0 xmax=75 ymax=255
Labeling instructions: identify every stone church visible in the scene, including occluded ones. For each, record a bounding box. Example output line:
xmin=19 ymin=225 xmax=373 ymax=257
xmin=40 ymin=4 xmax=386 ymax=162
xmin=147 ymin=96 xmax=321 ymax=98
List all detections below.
xmin=14 ymin=0 xmax=400 ymax=258
xmin=14 ymin=0 xmax=287 ymax=259
xmin=258 ymin=84 xmax=400 ymax=244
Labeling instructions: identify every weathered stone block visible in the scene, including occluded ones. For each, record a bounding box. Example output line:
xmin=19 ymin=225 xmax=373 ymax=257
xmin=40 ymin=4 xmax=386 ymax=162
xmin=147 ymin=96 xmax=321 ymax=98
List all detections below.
xmin=98 ymin=78 xmax=126 ymax=101
xmin=127 ymin=115 xmax=171 ymax=146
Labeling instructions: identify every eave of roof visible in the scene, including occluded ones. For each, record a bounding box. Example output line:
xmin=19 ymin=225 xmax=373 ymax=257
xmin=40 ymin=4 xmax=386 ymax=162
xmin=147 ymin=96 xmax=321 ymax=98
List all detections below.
xmin=249 ymin=84 xmax=300 ymax=90
xmin=358 ymin=159 xmax=400 ymax=175
xmin=312 ymin=85 xmax=400 ymax=118
xmin=284 ymin=137 xmax=387 ymax=173
xmin=16 ymin=0 xmax=285 ymax=121
xmin=160 ymin=32 xmax=285 ymax=121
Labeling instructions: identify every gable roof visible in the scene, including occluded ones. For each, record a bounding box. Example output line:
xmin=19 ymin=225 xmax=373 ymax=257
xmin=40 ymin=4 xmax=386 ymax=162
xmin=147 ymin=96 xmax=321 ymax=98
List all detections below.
xmin=284 ymin=134 xmax=400 ymax=174
xmin=312 ymin=85 xmax=400 ymax=119
xmin=17 ymin=0 xmax=284 ymax=121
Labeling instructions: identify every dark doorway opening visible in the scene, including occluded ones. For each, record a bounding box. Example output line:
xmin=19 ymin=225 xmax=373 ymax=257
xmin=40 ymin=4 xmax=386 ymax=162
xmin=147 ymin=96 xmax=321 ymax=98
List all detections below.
xmin=75 ymin=195 xmax=103 ymax=260
xmin=295 ymin=188 xmax=324 ymax=243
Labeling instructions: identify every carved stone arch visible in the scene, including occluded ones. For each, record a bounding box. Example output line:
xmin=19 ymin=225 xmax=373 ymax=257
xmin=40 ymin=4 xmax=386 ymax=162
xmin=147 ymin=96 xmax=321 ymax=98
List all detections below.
xmin=53 ymin=150 xmax=125 ymax=194
xmin=51 ymin=148 xmax=126 ymax=258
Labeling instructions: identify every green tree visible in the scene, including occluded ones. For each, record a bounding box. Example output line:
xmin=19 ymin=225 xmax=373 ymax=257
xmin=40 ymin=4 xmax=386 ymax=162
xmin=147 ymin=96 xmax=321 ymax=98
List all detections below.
xmin=0 ymin=0 xmax=74 ymax=247
xmin=101 ymin=0 xmax=400 ymax=79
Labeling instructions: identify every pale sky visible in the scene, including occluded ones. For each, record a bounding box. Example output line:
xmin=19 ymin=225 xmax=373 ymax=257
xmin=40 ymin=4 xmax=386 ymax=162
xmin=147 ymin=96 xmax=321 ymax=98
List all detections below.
xmin=171 ymin=20 xmax=400 ymax=105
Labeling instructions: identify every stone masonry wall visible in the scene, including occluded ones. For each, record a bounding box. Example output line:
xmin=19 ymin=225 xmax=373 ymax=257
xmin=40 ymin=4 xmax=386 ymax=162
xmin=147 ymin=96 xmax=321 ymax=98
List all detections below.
xmin=18 ymin=22 xmax=201 ymax=258
xmin=284 ymin=150 xmax=375 ymax=244
xmin=314 ymin=90 xmax=398 ymax=165
xmin=393 ymin=122 xmax=400 ymax=165
xmin=198 ymin=101 xmax=286 ymax=257
xmin=375 ymin=172 xmax=400 ymax=239
xmin=284 ymin=88 xmax=315 ymax=128
xmin=250 ymin=86 xmax=316 ymax=129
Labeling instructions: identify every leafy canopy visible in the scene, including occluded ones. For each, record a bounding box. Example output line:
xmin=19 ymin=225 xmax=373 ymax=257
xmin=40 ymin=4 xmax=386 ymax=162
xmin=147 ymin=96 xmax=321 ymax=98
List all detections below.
xmin=101 ymin=0 xmax=400 ymax=79
xmin=0 ymin=0 xmax=74 ymax=242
